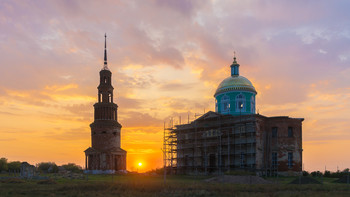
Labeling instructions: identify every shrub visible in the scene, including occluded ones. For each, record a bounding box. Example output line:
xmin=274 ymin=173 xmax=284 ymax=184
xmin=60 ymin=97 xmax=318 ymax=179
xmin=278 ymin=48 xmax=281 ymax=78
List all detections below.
xmin=310 ymin=171 xmax=322 ymax=177
xmin=37 ymin=162 xmax=58 ymax=173
xmin=324 ymin=170 xmax=331 ymax=177
xmin=0 ymin=158 xmax=8 ymax=172
xmin=8 ymin=161 xmax=21 ymax=172
xmin=302 ymin=171 xmax=309 ymax=176
xmin=61 ymin=163 xmax=82 ymax=173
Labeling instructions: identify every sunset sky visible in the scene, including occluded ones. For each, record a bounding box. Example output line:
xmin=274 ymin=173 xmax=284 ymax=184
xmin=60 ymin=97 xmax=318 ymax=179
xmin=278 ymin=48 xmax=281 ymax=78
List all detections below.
xmin=1 ymin=0 xmax=350 ymax=172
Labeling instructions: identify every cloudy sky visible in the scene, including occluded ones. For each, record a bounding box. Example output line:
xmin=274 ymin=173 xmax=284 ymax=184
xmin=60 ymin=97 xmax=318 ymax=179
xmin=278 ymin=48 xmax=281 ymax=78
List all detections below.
xmin=0 ymin=0 xmax=349 ymax=172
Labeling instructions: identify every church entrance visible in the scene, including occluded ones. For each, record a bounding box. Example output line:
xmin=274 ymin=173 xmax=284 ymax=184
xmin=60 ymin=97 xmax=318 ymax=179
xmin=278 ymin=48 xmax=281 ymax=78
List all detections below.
xmin=209 ymin=154 xmax=216 ymax=172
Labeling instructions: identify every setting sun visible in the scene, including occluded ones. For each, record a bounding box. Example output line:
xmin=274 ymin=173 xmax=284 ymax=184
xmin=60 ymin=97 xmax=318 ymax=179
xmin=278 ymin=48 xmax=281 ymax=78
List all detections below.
xmin=138 ymin=162 xmax=142 ymax=167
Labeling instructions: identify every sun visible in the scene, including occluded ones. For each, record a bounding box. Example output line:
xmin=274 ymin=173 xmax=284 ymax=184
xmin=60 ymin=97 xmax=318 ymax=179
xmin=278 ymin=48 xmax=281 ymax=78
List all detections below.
xmin=138 ymin=162 xmax=142 ymax=167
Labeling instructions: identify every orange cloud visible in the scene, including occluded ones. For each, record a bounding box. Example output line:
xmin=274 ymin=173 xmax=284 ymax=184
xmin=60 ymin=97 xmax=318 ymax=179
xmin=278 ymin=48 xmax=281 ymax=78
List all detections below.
xmin=45 ymin=84 xmax=78 ymax=92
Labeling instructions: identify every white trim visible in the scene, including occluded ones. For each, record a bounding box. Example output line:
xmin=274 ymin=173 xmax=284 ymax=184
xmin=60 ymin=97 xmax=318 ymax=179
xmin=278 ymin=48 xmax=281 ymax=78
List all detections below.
xmin=250 ymin=96 xmax=255 ymax=113
xmin=215 ymin=91 xmax=256 ymax=98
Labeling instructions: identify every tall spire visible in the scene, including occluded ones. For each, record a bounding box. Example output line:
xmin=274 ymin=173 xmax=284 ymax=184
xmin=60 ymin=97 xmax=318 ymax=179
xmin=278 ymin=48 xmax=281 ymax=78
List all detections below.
xmin=103 ymin=33 xmax=109 ymax=70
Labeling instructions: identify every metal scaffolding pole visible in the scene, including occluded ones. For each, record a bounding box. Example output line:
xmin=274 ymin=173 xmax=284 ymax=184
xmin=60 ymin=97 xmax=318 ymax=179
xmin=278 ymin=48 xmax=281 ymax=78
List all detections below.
xmin=163 ymin=117 xmax=178 ymax=176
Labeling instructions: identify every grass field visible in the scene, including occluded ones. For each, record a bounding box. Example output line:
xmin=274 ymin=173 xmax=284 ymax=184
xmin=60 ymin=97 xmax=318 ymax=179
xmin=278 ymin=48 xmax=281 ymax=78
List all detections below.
xmin=0 ymin=174 xmax=350 ymax=197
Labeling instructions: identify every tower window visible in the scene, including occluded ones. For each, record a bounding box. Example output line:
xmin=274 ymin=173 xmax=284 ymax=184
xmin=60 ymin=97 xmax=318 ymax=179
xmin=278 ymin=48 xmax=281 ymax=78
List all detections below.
xmin=288 ymin=152 xmax=293 ymax=168
xmin=236 ymin=93 xmax=246 ymax=112
xmin=221 ymin=95 xmax=230 ymax=114
xmin=288 ymin=127 xmax=293 ymax=137
xmin=272 ymin=152 xmax=278 ymax=169
xmin=272 ymin=127 xmax=278 ymax=138
xmin=104 ymin=77 xmax=107 ymax=84
xmin=224 ymin=103 xmax=230 ymax=110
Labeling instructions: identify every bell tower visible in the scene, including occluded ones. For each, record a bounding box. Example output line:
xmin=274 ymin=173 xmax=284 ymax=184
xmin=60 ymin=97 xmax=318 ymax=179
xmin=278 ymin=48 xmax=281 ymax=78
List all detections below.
xmin=84 ymin=34 xmax=127 ymax=174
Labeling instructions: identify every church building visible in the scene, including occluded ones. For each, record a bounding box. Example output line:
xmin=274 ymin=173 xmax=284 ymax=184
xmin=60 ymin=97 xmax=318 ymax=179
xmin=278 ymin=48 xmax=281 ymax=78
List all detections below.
xmin=84 ymin=35 xmax=127 ymax=174
xmin=174 ymin=56 xmax=303 ymax=176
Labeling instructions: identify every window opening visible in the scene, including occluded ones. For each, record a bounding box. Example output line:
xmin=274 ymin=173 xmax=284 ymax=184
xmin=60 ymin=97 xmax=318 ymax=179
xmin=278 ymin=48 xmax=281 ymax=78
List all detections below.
xmin=221 ymin=95 xmax=230 ymax=114
xmin=288 ymin=127 xmax=293 ymax=137
xmin=272 ymin=127 xmax=278 ymax=138
xmin=240 ymin=152 xmax=245 ymax=168
xmin=236 ymin=93 xmax=246 ymax=112
xmin=272 ymin=152 xmax=278 ymax=169
xmin=288 ymin=152 xmax=293 ymax=168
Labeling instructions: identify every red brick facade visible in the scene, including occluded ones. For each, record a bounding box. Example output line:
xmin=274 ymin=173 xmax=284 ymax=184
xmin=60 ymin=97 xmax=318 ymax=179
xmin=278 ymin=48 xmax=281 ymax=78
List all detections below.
xmin=175 ymin=112 xmax=303 ymax=175
xmin=84 ymin=38 xmax=126 ymax=174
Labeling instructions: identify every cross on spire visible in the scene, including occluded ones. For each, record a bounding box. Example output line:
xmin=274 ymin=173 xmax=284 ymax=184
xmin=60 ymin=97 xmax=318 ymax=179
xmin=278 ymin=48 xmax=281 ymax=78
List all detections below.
xmin=233 ymin=51 xmax=237 ymax=63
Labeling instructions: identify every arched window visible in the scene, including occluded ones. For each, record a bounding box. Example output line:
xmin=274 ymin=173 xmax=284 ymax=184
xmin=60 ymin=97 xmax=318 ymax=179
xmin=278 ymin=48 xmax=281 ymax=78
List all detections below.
xmin=215 ymin=99 xmax=218 ymax=112
xmin=236 ymin=93 xmax=246 ymax=112
xmin=251 ymin=96 xmax=255 ymax=113
xmin=104 ymin=77 xmax=107 ymax=84
xmin=221 ymin=95 xmax=230 ymax=114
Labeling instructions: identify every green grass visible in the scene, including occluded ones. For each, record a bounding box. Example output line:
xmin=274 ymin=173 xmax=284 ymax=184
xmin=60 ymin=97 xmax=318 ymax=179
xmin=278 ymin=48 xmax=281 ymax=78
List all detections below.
xmin=265 ymin=176 xmax=339 ymax=184
xmin=0 ymin=174 xmax=350 ymax=197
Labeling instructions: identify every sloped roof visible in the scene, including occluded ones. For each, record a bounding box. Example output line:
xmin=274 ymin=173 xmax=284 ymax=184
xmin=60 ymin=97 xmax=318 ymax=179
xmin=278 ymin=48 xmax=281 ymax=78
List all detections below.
xmin=195 ymin=111 xmax=224 ymax=122
xmin=84 ymin=147 xmax=127 ymax=155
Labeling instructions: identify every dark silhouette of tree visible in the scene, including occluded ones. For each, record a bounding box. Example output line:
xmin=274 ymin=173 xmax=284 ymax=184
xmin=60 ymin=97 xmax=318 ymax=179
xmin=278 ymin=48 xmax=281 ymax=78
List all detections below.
xmin=37 ymin=162 xmax=58 ymax=173
xmin=62 ymin=163 xmax=82 ymax=173
xmin=8 ymin=161 xmax=21 ymax=171
xmin=0 ymin=158 xmax=8 ymax=171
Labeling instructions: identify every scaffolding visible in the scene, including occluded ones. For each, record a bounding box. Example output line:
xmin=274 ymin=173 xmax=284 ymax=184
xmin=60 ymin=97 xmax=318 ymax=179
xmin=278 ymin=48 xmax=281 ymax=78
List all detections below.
xmin=163 ymin=112 xmax=303 ymax=176
xmin=163 ymin=113 xmax=262 ymax=175
xmin=163 ymin=113 xmax=204 ymax=174
xmin=163 ymin=117 xmax=178 ymax=174
xmin=177 ymin=116 xmax=256 ymax=175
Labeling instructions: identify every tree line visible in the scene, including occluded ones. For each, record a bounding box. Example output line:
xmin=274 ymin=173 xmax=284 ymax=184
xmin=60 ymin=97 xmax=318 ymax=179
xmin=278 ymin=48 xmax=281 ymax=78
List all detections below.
xmin=303 ymin=169 xmax=350 ymax=178
xmin=0 ymin=157 xmax=82 ymax=173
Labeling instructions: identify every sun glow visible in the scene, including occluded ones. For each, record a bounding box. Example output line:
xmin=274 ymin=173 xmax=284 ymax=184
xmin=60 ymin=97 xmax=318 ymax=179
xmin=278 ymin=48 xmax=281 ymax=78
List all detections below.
xmin=138 ymin=162 xmax=142 ymax=167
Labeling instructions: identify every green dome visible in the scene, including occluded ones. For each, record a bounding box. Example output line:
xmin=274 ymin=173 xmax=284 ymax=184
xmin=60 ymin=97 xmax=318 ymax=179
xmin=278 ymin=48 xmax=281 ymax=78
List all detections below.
xmin=214 ymin=75 xmax=257 ymax=96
